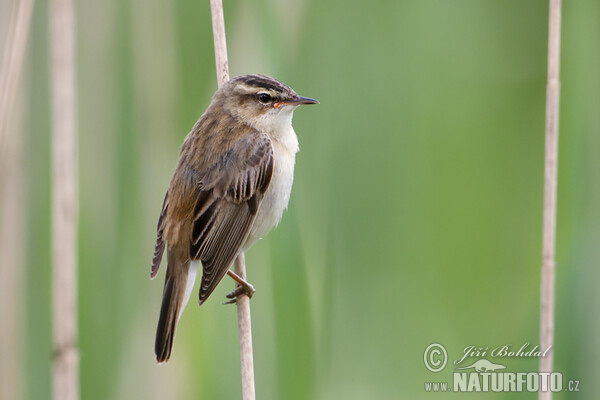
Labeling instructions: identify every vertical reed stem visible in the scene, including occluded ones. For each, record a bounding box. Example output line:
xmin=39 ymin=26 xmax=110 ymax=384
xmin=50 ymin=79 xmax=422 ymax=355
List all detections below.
xmin=233 ymin=254 xmax=256 ymax=400
xmin=539 ymin=1 xmax=561 ymax=399
xmin=210 ymin=0 xmax=229 ymax=86
xmin=0 ymin=0 xmax=34 ymax=163
xmin=209 ymin=1 xmax=256 ymax=399
xmin=51 ymin=0 xmax=79 ymax=399
xmin=0 ymin=3 xmax=34 ymax=399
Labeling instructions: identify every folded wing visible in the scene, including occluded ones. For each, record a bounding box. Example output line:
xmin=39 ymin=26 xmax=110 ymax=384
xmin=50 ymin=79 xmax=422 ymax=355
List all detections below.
xmin=190 ymin=131 xmax=274 ymax=304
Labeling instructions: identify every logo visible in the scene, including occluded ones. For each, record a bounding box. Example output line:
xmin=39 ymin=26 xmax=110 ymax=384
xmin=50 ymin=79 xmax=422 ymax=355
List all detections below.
xmin=423 ymin=343 xmax=447 ymax=372
xmin=454 ymin=358 xmax=506 ymax=372
xmin=422 ymin=342 xmax=581 ymax=393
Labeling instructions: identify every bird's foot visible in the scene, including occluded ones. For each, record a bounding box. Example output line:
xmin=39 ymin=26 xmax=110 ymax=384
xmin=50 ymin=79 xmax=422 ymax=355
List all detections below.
xmin=223 ymin=269 xmax=256 ymax=304
xmin=223 ymin=282 xmax=255 ymax=305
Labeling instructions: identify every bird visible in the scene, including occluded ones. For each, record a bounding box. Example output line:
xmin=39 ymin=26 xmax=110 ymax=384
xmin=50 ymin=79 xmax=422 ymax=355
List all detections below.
xmin=150 ymin=74 xmax=318 ymax=363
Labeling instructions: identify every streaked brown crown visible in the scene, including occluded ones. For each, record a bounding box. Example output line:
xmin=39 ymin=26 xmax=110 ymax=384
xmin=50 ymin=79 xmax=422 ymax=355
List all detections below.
xmin=215 ymin=74 xmax=297 ymax=106
xmin=230 ymin=74 xmax=296 ymax=98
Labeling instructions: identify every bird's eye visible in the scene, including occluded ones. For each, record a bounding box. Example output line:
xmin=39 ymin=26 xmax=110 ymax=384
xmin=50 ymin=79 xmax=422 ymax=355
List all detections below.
xmin=258 ymin=93 xmax=271 ymax=104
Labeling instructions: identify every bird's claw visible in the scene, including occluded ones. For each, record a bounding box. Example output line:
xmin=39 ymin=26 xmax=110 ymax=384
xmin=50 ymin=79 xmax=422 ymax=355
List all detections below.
xmin=223 ymin=283 xmax=256 ymax=305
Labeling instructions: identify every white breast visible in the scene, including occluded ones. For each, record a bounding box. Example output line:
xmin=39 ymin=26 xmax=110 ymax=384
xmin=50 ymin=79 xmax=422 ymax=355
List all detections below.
xmin=244 ymin=118 xmax=298 ymax=250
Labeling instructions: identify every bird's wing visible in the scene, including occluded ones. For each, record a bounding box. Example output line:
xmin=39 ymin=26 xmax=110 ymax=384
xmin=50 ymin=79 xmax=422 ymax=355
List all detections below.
xmin=190 ymin=131 xmax=274 ymax=304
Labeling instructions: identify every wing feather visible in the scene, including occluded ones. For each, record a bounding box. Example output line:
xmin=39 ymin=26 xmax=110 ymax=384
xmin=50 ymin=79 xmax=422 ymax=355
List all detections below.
xmin=190 ymin=132 xmax=274 ymax=304
xmin=151 ymin=193 xmax=169 ymax=279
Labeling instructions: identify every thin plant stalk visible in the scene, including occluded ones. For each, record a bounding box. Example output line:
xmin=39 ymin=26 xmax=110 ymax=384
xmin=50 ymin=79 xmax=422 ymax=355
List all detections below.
xmin=210 ymin=0 xmax=229 ymax=86
xmin=0 ymin=4 xmax=34 ymax=399
xmin=0 ymin=0 xmax=34 ymax=169
xmin=233 ymin=254 xmax=256 ymax=400
xmin=0 ymin=1 xmax=34 ymax=398
xmin=209 ymin=1 xmax=256 ymax=399
xmin=539 ymin=0 xmax=561 ymax=399
xmin=51 ymin=0 xmax=79 ymax=399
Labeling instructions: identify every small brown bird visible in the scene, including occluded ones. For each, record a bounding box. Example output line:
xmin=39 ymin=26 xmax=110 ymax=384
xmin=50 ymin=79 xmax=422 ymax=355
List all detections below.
xmin=150 ymin=74 xmax=318 ymax=362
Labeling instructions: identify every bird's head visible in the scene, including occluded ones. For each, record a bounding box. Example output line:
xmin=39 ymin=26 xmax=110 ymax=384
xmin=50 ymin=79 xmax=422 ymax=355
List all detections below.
xmin=214 ymin=74 xmax=318 ymax=133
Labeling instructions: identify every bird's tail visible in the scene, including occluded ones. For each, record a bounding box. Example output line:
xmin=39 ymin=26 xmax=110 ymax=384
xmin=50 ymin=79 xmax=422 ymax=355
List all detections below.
xmin=155 ymin=251 xmax=198 ymax=363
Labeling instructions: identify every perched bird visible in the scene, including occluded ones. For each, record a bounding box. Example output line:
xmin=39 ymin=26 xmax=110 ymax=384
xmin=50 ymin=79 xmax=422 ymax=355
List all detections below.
xmin=150 ymin=74 xmax=318 ymax=363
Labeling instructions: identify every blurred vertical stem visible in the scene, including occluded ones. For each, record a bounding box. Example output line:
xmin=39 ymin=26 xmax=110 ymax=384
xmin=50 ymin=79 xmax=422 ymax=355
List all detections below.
xmin=539 ymin=0 xmax=561 ymax=398
xmin=209 ymin=1 xmax=256 ymax=399
xmin=51 ymin=0 xmax=79 ymax=399
xmin=0 ymin=1 xmax=34 ymax=398
xmin=0 ymin=0 xmax=34 ymax=164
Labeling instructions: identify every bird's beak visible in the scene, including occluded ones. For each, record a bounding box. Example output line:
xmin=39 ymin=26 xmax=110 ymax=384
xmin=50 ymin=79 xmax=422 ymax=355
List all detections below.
xmin=274 ymin=95 xmax=319 ymax=108
xmin=293 ymin=95 xmax=319 ymax=105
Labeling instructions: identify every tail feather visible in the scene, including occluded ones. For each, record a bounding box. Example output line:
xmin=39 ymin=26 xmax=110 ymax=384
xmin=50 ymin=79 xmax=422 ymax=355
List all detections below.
xmin=155 ymin=250 xmax=199 ymax=363
xmin=155 ymin=276 xmax=181 ymax=363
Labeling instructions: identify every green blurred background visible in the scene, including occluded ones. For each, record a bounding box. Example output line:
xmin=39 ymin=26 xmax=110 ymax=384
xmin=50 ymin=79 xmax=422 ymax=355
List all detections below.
xmin=1 ymin=0 xmax=599 ymax=398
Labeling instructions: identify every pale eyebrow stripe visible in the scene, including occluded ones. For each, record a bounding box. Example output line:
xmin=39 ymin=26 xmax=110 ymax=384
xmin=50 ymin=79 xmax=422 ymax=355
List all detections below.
xmin=235 ymin=83 xmax=260 ymax=94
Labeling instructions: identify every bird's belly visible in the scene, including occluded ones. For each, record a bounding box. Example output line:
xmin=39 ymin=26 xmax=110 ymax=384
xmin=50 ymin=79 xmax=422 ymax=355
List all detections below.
xmin=243 ymin=141 xmax=297 ymax=250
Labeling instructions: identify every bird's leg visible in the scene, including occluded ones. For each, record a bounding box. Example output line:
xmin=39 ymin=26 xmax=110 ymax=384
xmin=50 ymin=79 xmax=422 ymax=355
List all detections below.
xmin=223 ymin=270 xmax=256 ymax=304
